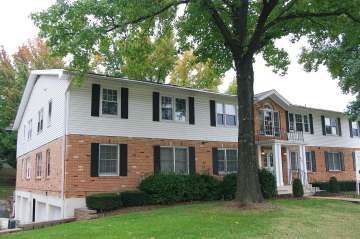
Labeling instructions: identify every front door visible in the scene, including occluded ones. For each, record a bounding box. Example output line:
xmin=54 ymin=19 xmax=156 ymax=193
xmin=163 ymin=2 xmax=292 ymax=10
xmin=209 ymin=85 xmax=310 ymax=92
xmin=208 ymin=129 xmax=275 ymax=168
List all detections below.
xmin=262 ymin=151 xmax=274 ymax=174
xmin=289 ymin=151 xmax=300 ymax=184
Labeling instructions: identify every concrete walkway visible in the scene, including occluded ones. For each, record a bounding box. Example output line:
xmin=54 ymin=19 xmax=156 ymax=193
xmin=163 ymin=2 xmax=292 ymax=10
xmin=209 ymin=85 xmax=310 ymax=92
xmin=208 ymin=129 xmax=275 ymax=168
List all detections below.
xmin=308 ymin=196 xmax=360 ymax=203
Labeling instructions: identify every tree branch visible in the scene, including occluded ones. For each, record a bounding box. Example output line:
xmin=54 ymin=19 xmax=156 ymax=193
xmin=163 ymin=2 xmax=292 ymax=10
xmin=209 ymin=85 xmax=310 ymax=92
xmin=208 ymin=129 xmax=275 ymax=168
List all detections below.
xmin=106 ymin=0 xmax=189 ymax=33
xmin=231 ymin=0 xmax=249 ymax=51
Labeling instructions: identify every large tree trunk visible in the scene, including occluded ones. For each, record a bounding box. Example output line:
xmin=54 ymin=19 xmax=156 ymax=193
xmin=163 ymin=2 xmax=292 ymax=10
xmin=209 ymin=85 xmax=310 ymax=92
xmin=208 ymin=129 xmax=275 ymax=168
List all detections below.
xmin=235 ymin=57 xmax=264 ymax=205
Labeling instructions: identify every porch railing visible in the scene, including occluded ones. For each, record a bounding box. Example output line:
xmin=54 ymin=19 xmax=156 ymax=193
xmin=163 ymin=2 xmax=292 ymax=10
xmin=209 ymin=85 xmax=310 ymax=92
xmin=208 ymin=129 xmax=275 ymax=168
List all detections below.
xmin=255 ymin=129 xmax=304 ymax=142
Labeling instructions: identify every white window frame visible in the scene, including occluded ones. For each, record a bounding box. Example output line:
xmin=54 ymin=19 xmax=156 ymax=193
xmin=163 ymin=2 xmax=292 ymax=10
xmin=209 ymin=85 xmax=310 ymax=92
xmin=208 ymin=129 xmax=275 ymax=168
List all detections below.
xmin=27 ymin=119 xmax=32 ymax=140
xmin=325 ymin=117 xmax=338 ymax=136
xmin=216 ymin=103 xmax=237 ymax=127
xmin=100 ymin=88 xmax=119 ymax=116
xmin=303 ymin=115 xmax=310 ymax=133
xmin=305 ymin=152 xmax=314 ymax=172
xmin=352 ymin=122 xmax=359 ymax=137
xmin=35 ymin=152 xmax=42 ymax=178
xmin=46 ymin=149 xmax=51 ymax=177
xmin=327 ymin=152 xmax=342 ymax=171
xmin=260 ymin=107 xmax=279 ymax=136
xmin=288 ymin=113 xmax=295 ymax=132
xmin=48 ymin=99 xmax=52 ymax=127
xmin=98 ymin=144 xmax=119 ymax=176
xmin=37 ymin=108 xmax=44 ymax=134
xmin=26 ymin=158 xmax=31 ymax=179
xmin=217 ymin=148 xmax=238 ymax=174
xmin=160 ymin=95 xmax=187 ymax=123
xmin=295 ymin=114 xmax=303 ymax=132
xmin=160 ymin=146 xmax=189 ymax=174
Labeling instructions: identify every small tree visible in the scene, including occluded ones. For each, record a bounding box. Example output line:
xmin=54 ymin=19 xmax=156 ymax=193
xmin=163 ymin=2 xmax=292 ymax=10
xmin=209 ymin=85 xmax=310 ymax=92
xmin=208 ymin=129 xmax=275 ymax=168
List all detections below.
xmin=292 ymin=178 xmax=304 ymax=198
xmin=258 ymin=169 xmax=276 ymax=199
xmin=328 ymin=176 xmax=340 ymax=193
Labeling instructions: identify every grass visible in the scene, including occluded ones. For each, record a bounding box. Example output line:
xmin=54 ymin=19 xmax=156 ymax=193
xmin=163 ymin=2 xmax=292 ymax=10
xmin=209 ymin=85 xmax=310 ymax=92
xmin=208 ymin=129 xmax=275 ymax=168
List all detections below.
xmin=4 ymin=199 xmax=360 ymax=239
xmin=0 ymin=185 xmax=14 ymax=200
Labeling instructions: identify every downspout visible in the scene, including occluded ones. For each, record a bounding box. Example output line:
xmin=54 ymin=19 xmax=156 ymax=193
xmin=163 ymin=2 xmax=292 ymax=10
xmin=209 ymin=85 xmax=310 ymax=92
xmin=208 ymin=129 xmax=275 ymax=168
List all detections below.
xmin=61 ymin=78 xmax=71 ymax=219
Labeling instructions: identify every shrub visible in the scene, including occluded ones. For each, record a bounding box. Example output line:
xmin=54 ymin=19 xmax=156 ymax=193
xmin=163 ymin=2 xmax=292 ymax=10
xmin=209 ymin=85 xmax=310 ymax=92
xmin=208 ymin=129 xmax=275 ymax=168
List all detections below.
xmin=138 ymin=174 xmax=221 ymax=204
xmin=328 ymin=176 xmax=340 ymax=193
xmin=86 ymin=193 xmax=122 ymax=212
xmin=120 ymin=191 xmax=153 ymax=207
xmin=258 ymin=169 xmax=277 ymax=199
xmin=312 ymin=181 xmax=356 ymax=192
xmin=221 ymin=173 xmax=237 ymax=200
xmin=292 ymin=178 xmax=304 ymax=198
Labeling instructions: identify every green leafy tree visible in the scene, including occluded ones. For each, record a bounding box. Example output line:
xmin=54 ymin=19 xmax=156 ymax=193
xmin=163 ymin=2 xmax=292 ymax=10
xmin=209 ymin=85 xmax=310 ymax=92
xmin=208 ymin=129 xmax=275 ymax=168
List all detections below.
xmin=32 ymin=0 xmax=360 ymax=204
xmin=0 ymin=38 xmax=64 ymax=168
xmin=226 ymin=79 xmax=237 ymax=95
xmin=169 ymin=51 xmax=222 ymax=91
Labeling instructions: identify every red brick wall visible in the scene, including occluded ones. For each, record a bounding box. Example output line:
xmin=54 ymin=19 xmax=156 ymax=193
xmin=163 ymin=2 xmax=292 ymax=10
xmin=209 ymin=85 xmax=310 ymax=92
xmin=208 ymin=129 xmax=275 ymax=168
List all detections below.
xmin=64 ymin=135 xmax=238 ymax=198
xmin=306 ymin=146 xmax=357 ymax=183
xmin=16 ymin=138 xmax=63 ymax=197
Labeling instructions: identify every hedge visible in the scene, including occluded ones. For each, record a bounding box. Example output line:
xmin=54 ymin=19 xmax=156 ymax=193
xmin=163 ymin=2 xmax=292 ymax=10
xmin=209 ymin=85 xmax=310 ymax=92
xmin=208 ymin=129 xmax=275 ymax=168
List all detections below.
xmin=312 ymin=180 xmax=356 ymax=192
xmin=120 ymin=191 xmax=153 ymax=207
xmin=86 ymin=193 xmax=122 ymax=212
xmin=292 ymin=178 xmax=304 ymax=198
xmin=138 ymin=174 xmax=221 ymax=204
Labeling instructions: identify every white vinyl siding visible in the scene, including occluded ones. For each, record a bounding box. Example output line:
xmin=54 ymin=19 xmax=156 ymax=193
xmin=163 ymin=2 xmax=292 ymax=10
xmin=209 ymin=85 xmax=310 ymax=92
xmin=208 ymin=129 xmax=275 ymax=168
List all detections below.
xmin=27 ymin=119 xmax=32 ymax=140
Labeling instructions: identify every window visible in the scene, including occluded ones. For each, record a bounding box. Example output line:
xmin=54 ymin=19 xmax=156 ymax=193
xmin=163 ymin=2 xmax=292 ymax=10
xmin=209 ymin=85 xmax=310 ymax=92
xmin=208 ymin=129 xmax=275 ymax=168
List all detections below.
xmin=325 ymin=117 xmax=338 ymax=135
xmin=218 ymin=149 xmax=238 ymax=173
xmin=46 ymin=149 xmax=51 ymax=177
xmin=102 ymin=89 xmax=118 ymax=115
xmin=295 ymin=114 xmax=303 ymax=132
xmin=216 ymin=103 xmax=236 ymax=126
xmin=99 ymin=144 xmax=119 ymax=176
xmin=48 ymin=99 xmax=52 ymax=126
xmin=259 ymin=108 xmax=279 ymax=136
xmin=175 ymin=98 xmax=186 ymax=122
xmin=290 ymin=152 xmax=298 ymax=170
xmin=26 ymin=158 xmax=31 ymax=179
xmin=161 ymin=96 xmax=187 ymax=122
xmin=37 ymin=108 xmax=44 ymax=133
xmin=303 ymin=115 xmax=309 ymax=132
xmin=27 ymin=119 xmax=32 ymax=140
xmin=326 ymin=152 xmax=342 ymax=171
xmin=35 ymin=153 xmax=42 ymax=178
xmin=352 ymin=122 xmax=359 ymax=137
xmin=160 ymin=147 xmax=188 ymax=174
xmin=305 ymin=152 xmax=316 ymax=172
xmin=288 ymin=113 xmax=295 ymax=131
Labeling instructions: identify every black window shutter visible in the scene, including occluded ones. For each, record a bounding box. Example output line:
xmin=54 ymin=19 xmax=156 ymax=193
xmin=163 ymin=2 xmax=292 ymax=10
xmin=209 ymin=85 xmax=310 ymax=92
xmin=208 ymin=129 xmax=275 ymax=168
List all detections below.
xmin=311 ymin=151 xmax=316 ymax=172
xmin=349 ymin=120 xmax=353 ymax=137
xmin=119 ymin=144 xmax=128 ymax=176
xmin=212 ymin=147 xmax=218 ymax=175
xmin=285 ymin=111 xmax=289 ymax=132
xmin=337 ymin=118 xmax=342 ymax=136
xmin=309 ymin=114 xmax=314 ymax=134
xmin=121 ymin=88 xmax=129 ymax=119
xmin=352 ymin=152 xmax=356 ymax=171
xmin=189 ymin=97 xmax=195 ymax=125
xmin=153 ymin=92 xmax=160 ymax=121
xmin=321 ymin=115 xmax=326 ymax=135
xmin=188 ymin=146 xmax=196 ymax=175
xmin=153 ymin=145 xmax=161 ymax=173
xmin=324 ymin=151 xmax=329 ymax=171
xmin=90 ymin=143 xmax=99 ymax=177
xmin=91 ymin=84 xmax=100 ymax=117
xmin=210 ymin=100 xmax=216 ymax=127
xmin=340 ymin=152 xmax=345 ymax=171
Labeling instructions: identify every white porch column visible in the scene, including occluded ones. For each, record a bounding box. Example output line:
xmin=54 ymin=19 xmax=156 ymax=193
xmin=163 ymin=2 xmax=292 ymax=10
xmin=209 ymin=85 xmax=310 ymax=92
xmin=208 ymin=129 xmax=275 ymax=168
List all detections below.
xmin=286 ymin=148 xmax=291 ymax=185
xmin=257 ymin=145 xmax=262 ymax=168
xmin=298 ymin=144 xmax=308 ymax=186
xmin=272 ymin=143 xmax=284 ymax=186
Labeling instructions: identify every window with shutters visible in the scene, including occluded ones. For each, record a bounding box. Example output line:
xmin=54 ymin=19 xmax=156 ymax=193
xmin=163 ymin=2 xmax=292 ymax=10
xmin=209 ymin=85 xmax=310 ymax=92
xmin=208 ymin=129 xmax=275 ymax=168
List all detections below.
xmin=288 ymin=113 xmax=295 ymax=131
xmin=159 ymin=147 xmax=188 ymax=174
xmin=216 ymin=103 xmax=236 ymax=126
xmin=161 ymin=96 xmax=187 ymax=122
xmin=305 ymin=152 xmax=315 ymax=172
xmin=303 ymin=115 xmax=309 ymax=132
xmin=46 ymin=149 xmax=51 ymax=177
xmin=26 ymin=158 xmax=31 ymax=179
xmin=99 ymin=144 xmax=119 ymax=176
xmin=35 ymin=152 xmax=42 ymax=178
xmin=102 ymin=89 xmax=118 ymax=115
xmin=295 ymin=114 xmax=303 ymax=132
xmin=352 ymin=122 xmax=359 ymax=137
xmin=325 ymin=117 xmax=338 ymax=135
xmin=326 ymin=152 xmax=342 ymax=171
xmin=37 ymin=108 xmax=44 ymax=133
xmin=217 ymin=149 xmax=238 ymax=173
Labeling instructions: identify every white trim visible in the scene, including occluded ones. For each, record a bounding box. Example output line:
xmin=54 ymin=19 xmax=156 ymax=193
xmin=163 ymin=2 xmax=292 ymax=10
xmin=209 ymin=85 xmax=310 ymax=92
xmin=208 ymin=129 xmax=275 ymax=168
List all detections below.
xmin=98 ymin=144 xmax=120 ymax=176
xmin=159 ymin=146 xmax=189 ymax=174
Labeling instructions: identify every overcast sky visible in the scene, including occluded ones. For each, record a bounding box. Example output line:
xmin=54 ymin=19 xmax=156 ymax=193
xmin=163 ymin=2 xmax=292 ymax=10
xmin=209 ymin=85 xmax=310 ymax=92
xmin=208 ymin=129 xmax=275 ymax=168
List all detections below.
xmin=0 ymin=0 xmax=354 ymax=112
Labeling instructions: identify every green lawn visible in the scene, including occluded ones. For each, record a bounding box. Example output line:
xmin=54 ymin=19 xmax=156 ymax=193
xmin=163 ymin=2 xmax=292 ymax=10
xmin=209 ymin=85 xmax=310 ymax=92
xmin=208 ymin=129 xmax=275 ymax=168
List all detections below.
xmin=4 ymin=199 xmax=360 ymax=239
xmin=0 ymin=185 xmax=14 ymax=200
